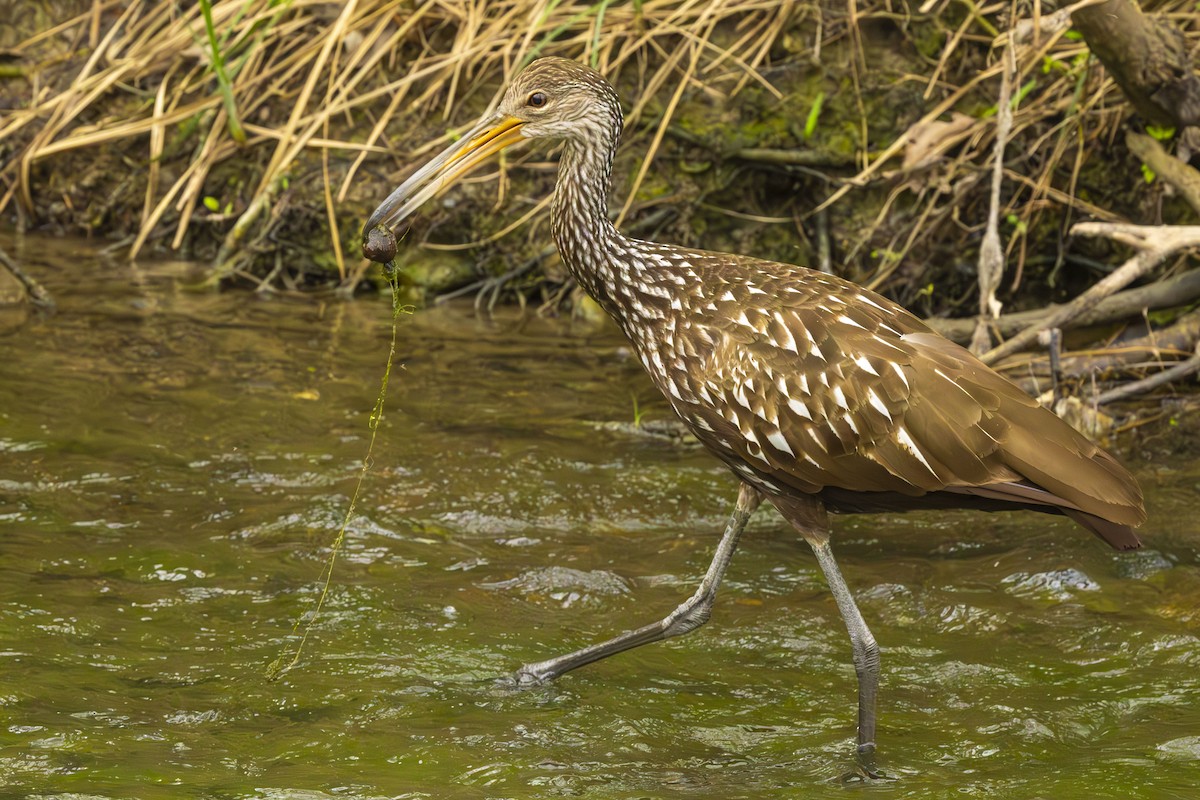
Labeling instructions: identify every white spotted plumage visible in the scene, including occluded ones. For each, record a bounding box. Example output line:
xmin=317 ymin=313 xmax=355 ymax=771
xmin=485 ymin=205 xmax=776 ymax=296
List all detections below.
xmin=495 ymin=56 xmax=1145 ymax=538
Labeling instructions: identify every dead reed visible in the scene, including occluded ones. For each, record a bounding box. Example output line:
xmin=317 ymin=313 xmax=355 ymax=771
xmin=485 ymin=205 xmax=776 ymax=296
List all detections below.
xmin=0 ymin=0 xmax=1196 ymax=311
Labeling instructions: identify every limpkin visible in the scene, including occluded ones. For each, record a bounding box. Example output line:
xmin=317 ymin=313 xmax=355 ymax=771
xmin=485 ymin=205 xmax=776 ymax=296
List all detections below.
xmin=363 ymin=57 xmax=1145 ymax=773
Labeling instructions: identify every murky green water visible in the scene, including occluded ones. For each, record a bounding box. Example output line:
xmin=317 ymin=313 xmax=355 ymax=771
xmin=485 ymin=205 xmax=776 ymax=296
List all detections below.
xmin=1 ymin=234 xmax=1199 ymax=799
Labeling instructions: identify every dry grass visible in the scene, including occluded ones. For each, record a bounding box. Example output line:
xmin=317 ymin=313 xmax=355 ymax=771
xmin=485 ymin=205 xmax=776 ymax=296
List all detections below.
xmin=0 ymin=0 xmax=1197 ymax=308
xmin=0 ymin=0 xmax=794 ymax=283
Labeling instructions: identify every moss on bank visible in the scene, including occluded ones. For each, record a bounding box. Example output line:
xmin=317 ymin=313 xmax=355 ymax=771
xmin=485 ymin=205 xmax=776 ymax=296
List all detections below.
xmin=0 ymin=0 xmax=1195 ymax=315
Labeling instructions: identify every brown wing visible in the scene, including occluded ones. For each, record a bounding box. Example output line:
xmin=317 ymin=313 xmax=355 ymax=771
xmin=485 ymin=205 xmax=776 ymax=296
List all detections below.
xmin=899 ymin=330 xmax=1144 ymax=529
xmin=661 ymin=263 xmax=1144 ymax=538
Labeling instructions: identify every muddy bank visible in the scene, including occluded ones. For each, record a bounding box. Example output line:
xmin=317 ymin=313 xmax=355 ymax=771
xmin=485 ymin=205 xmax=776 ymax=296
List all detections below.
xmin=0 ymin=1 xmax=1196 ymax=314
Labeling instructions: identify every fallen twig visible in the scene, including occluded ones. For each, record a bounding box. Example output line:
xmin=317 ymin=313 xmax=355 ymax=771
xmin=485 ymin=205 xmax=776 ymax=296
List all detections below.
xmin=926 ymin=267 xmax=1200 ymax=343
xmin=1003 ymin=307 xmax=1200 ymax=393
xmin=1004 ymin=307 xmax=1200 ymax=387
xmin=981 ymin=223 xmax=1200 ymax=365
xmin=1094 ymin=344 xmax=1200 ymax=404
xmin=0 ymin=245 xmax=54 ymax=310
xmin=999 ymin=0 xmax=1108 ymax=45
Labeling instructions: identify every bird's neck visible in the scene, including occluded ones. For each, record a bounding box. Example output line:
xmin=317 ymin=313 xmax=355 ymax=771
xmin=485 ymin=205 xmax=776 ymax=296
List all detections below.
xmin=551 ymin=139 xmax=644 ymax=320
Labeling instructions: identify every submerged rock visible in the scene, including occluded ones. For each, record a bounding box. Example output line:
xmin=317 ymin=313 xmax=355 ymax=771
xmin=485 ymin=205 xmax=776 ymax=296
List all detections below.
xmin=482 ymin=566 xmax=631 ymax=608
xmin=1001 ymin=568 xmax=1100 ymax=600
xmin=1157 ymin=736 xmax=1200 ymax=762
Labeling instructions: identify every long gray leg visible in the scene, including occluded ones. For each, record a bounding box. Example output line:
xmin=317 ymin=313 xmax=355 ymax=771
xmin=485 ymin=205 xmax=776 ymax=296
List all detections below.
xmin=514 ymin=483 xmax=762 ymax=684
xmin=811 ymin=539 xmax=881 ymax=776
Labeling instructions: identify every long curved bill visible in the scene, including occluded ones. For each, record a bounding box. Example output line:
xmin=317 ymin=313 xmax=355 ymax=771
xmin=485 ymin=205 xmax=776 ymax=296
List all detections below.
xmin=362 ymin=114 xmax=526 ymax=241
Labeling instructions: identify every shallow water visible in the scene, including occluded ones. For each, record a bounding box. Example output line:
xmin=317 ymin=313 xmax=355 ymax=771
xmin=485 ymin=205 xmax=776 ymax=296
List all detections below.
xmin=1 ymin=234 xmax=1198 ymax=799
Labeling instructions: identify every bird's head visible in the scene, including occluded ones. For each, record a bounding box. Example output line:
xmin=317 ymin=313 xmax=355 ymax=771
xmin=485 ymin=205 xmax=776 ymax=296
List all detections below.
xmin=362 ymin=57 xmax=620 ymax=250
xmin=496 ymin=56 xmax=622 ymax=142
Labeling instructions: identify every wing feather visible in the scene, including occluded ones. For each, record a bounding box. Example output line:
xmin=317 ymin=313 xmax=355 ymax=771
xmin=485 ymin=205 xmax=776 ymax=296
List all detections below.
xmin=651 ymin=256 xmax=1142 ymax=537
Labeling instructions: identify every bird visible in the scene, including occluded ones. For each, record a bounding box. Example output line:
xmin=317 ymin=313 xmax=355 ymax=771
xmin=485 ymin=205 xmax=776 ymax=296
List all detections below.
xmin=362 ymin=56 xmax=1145 ymax=775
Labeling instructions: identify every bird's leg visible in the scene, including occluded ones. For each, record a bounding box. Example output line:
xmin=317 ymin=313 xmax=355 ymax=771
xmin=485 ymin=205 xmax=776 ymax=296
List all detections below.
xmin=514 ymin=483 xmax=762 ymax=684
xmin=810 ymin=538 xmax=881 ymax=778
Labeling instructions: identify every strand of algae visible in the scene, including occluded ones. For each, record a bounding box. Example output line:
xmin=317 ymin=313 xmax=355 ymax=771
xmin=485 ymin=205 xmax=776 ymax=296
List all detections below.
xmin=267 ymin=264 xmax=410 ymax=680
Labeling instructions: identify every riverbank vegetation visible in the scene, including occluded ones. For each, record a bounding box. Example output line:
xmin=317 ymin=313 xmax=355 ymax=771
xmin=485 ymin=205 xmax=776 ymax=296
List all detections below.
xmin=2 ymin=0 xmax=1199 ymax=418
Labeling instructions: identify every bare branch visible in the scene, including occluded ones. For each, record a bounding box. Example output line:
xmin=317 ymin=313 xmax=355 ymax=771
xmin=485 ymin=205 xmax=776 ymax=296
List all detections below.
xmin=1126 ymin=132 xmax=1200 ymax=218
xmin=980 ymin=224 xmax=1200 ymax=365
xmin=926 ymin=268 xmax=1200 ymax=344
xmin=1095 ymin=344 xmax=1200 ymax=404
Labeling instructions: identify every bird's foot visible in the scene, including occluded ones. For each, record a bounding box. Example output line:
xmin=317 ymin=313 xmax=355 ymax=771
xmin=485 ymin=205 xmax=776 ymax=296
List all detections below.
xmin=838 ymin=744 xmax=888 ymax=782
xmin=839 ymin=764 xmax=888 ymax=783
xmin=499 ymin=663 xmax=556 ymax=689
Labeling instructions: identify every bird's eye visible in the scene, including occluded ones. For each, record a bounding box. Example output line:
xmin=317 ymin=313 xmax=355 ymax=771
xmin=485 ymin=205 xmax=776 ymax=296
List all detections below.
xmin=527 ymin=91 xmax=547 ymax=108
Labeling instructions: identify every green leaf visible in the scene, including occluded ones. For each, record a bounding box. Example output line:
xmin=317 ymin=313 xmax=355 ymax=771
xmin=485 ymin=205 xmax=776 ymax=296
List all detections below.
xmin=1147 ymin=125 xmax=1176 ymax=141
xmin=1141 ymin=163 xmax=1156 ymax=184
xmin=198 ymin=0 xmax=246 ymax=144
xmin=631 ymin=393 xmax=646 ymax=426
xmin=804 ymin=92 xmax=825 ymax=139
xmin=589 ymin=0 xmax=611 ymax=68
xmin=984 ymin=77 xmax=1038 ymax=117
xmin=1011 ymin=78 xmax=1036 ymax=110
xmin=203 ymin=196 xmax=220 ymax=212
